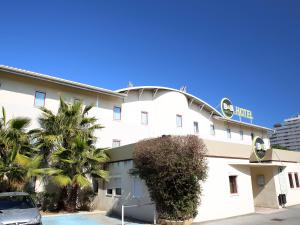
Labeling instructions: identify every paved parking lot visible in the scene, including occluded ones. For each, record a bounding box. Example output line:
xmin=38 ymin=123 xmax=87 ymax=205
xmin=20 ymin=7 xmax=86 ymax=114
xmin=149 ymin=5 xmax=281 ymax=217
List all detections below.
xmin=42 ymin=205 xmax=300 ymax=225
xmin=198 ymin=205 xmax=300 ymax=225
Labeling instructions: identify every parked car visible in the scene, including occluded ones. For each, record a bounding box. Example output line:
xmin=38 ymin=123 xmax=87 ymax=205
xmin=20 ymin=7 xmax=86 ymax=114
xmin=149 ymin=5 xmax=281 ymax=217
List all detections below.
xmin=0 ymin=192 xmax=42 ymax=225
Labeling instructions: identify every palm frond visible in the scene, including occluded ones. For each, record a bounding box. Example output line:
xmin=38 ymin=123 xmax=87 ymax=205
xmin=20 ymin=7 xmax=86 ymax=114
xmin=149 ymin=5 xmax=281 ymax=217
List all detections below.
xmin=9 ymin=117 xmax=31 ymax=130
xmin=51 ymin=174 xmax=72 ymax=187
xmin=73 ymin=174 xmax=90 ymax=187
xmin=91 ymin=170 xmax=109 ymax=181
xmin=83 ymin=104 xmax=94 ymax=115
xmin=33 ymin=168 xmax=63 ymax=176
xmin=2 ymin=106 xmax=6 ymax=127
xmin=14 ymin=153 xmax=30 ymax=167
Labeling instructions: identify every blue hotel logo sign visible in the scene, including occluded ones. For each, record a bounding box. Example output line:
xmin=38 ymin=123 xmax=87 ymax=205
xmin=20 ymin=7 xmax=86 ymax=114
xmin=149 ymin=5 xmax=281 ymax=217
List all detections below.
xmin=221 ymin=98 xmax=253 ymax=120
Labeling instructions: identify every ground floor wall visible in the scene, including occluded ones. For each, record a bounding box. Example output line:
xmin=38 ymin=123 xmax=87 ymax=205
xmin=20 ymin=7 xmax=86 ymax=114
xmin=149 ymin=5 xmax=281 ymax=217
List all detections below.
xmin=273 ymin=162 xmax=300 ymax=207
xmin=97 ymin=160 xmax=155 ymax=222
xmin=194 ymin=157 xmax=255 ymax=222
xmin=96 ymin=157 xmax=257 ymax=222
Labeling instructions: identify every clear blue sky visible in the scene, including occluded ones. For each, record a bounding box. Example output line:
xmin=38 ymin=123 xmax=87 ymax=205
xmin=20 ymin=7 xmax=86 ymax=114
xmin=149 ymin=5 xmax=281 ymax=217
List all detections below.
xmin=1 ymin=0 xmax=299 ymax=127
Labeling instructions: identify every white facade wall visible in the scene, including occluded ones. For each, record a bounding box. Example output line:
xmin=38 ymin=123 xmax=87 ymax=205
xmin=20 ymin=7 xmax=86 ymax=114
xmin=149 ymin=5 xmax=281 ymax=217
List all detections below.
xmin=273 ymin=163 xmax=300 ymax=207
xmin=0 ymin=74 xmax=270 ymax=150
xmin=117 ymin=90 xmax=270 ymax=148
xmin=195 ymin=158 xmax=255 ymax=222
xmin=99 ymin=157 xmax=256 ymax=222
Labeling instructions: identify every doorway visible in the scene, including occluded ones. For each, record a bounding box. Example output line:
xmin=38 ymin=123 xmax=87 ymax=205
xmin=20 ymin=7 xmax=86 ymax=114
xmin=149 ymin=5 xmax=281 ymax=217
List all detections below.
xmin=250 ymin=166 xmax=279 ymax=209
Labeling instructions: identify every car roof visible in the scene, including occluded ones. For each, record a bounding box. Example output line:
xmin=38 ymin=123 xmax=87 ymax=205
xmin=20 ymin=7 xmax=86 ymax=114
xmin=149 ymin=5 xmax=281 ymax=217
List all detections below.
xmin=0 ymin=192 xmax=29 ymax=197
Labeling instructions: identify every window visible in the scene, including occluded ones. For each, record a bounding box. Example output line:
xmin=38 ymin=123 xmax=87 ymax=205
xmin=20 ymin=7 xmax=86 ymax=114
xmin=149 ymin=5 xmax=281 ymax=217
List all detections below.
xmin=34 ymin=91 xmax=46 ymax=107
xmin=92 ymin=178 xmax=99 ymax=193
xmin=227 ymin=128 xmax=231 ymax=139
xmin=295 ymin=173 xmax=300 ymax=188
xmin=176 ymin=114 xmax=182 ymax=127
xmin=210 ymin=124 xmax=215 ymax=136
xmin=229 ymin=176 xmax=238 ymax=194
xmin=240 ymin=130 xmax=244 ymax=140
xmin=194 ymin=122 xmax=199 ymax=134
xmin=106 ymin=188 xmax=113 ymax=195
xmin=106 ymin=177 xmax=122 ymax=196
xmin=288 ymin=173 xmax=294 ymax=188
xmin=141 ymin=111 xmax=148 ymax=125
xmin=114 ymin=177 xmax=122 ymax=196
xmin=112 ymin=140 xmax=121 ymax=148
xmin=115 ymin=188 xmax=122 ymax=196
xmin=132 ymin=176 xmax=143 ymax=198
xmin=113 ymin=106 xmax=121 ymax=120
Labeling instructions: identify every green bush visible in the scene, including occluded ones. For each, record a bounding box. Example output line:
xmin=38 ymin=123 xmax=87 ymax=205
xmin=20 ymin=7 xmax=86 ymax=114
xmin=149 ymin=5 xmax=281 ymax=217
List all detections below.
xmin=133 ymin=135 xmax=207 ymax=220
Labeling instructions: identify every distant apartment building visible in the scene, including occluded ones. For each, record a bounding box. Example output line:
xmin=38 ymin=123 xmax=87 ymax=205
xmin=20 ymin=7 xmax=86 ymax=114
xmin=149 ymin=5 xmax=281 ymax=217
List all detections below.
xmin=270 ymin=115 xmax=300 ymax=151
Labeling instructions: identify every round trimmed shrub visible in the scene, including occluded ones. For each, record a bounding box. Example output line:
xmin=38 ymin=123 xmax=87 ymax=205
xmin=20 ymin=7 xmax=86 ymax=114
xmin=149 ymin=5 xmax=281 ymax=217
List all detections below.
xmin=133 ymin=135 xmax=207 ymax=220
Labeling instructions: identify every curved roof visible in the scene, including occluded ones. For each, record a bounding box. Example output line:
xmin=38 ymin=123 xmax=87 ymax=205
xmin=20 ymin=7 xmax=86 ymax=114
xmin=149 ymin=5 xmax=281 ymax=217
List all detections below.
xmin=116 ymin=86 xmax=223 ymax=117
xmin=117 ymin=86 xmax=271 ymax=131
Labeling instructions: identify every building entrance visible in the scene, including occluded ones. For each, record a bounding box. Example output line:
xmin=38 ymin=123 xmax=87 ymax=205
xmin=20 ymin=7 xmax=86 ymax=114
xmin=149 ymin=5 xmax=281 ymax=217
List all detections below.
xmin=250 ymin=166 xmax=279 ymax=209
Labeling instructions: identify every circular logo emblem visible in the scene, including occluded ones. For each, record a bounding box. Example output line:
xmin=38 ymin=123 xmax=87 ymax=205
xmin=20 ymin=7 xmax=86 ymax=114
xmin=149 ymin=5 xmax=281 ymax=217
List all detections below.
xmin=253 ymin=137 xmax=267 ymax=160
xmin=221 ymin=98 xmax=234 ymax=118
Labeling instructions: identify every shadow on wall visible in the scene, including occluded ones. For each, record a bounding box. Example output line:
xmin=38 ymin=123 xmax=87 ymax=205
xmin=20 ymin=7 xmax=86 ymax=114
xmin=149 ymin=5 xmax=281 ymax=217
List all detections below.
xmin=94 ymin=180 xmax=155 ymax=223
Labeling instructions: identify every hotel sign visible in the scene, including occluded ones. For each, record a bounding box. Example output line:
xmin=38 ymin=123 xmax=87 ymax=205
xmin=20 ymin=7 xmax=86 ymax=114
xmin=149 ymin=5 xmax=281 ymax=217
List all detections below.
xmin=253 ymin=136 xmax=268 ymax=160
xmin=221 ymin=98 xmax=253 ymax=120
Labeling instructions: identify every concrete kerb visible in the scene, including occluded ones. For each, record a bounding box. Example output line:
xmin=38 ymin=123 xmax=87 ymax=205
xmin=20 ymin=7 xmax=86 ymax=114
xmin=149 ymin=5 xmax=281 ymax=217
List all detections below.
xmin=42 ymin=210 xmax=107 ymax=217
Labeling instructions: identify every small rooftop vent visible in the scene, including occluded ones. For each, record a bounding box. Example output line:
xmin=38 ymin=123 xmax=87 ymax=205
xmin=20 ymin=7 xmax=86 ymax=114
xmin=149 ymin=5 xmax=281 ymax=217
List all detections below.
xmin=128 ymin=81 xmax=134 ymax=87
xmin=180 ymin=86 xmax=187 ymax=92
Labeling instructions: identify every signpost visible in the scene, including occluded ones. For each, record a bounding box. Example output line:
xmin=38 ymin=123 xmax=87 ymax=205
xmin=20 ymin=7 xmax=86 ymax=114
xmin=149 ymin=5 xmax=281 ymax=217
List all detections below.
xmin=220 ymin=98 xmax=253 ymax=120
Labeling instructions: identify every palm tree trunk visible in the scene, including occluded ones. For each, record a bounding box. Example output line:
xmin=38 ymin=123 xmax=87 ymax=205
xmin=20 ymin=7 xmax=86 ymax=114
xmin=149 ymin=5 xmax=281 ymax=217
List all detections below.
xmin=66 ymin=184 xmax=79 ymax=212
xmin=57 ymin=186 xmax=67 ymax=211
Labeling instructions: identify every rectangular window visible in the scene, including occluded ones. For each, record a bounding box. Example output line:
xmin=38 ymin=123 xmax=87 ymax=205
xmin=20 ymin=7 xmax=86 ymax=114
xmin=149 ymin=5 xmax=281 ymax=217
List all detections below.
xmin=176 ymin=114 xmax=182 ymax=127
xmin=106 ymin=188 xmax=113 ymax=195
xmin=240 ymin=130 xmax=243 ymax=140
xmin=112 ymin=139 xmax=121 ymax=148
xmin=229 ymin=176 xmax=238 ymax=194
xmin=34 ymin=91 xmax=46 ymax=107
xmin=92 ymin=178 xmax=99 ymax=193
xmin=210 ymin=124 xmax=215 ymax=136
xmin=194 ymin=121 xmax=199 ymax=134
xmin=295 ymin=173 xmax=300 ymax=188
xmin=141 ymin=111 xmax=148 ymax=125
xmin=107 ymin=177 xmax=122 ymax=196
xmin=113 ymin=106 xmax=121 ymax=120
xmin=114 ymin=177 xmax=122 ymax=196
xmin=227 ymin=128 xmax=231 ymax=139
xmin=115 ymin=188 xmax=122 ymax=196
xmin=288 ymin=173 xmax=294 ymax=188
xmin=132 ymin=176 xmax=143 ymax=198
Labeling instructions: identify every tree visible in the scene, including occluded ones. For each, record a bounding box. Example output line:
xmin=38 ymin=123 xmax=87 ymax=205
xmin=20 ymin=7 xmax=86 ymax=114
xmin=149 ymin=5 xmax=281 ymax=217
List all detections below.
xmin=34 ymin=98 xmax=109 ymax=212
xmin=0 ymin=107 xmax=41 ymax=191
xmin=271 ymin=144 xmax=289 ymax=150
xmin=133 ymin=135 xmax=207 ymax=221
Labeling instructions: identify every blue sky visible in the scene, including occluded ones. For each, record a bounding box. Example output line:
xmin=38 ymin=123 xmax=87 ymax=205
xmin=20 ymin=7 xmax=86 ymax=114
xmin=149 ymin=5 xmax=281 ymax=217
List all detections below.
xmin=0 ymin=0 xmax=299 ymax=127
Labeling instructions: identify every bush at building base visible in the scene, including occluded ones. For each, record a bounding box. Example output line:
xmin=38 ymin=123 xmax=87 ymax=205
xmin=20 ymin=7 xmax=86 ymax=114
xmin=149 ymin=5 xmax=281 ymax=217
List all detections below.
xmin=133 ymin=135 xmax=207 ymax=222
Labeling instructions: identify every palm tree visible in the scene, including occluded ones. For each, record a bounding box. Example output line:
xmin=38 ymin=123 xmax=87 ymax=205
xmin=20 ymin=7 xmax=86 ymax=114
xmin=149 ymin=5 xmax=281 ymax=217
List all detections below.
xmin=35 ymin=98 xmax=109 ymax=212
xmin=0 ymin=107 xmax=41 ymax=191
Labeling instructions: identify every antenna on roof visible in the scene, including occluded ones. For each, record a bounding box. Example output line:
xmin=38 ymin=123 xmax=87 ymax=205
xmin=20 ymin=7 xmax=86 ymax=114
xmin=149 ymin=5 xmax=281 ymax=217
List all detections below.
xmin=128 ymin=81 xmax=134 ymax=87
xmin=180 ymin=86 xmax=187 ymax=92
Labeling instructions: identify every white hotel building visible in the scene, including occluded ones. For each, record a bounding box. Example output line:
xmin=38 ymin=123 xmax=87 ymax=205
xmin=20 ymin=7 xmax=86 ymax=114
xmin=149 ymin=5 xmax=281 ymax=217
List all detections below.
xmin=1 ymin=65 xmax=300 ymax=222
